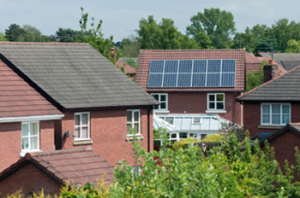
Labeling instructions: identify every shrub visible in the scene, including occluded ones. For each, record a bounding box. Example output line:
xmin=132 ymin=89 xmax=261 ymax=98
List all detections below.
xmin=172 ymin=138 xmax=199 ymax=150
xmin=200 ymin=133 xmax=222 ymax=143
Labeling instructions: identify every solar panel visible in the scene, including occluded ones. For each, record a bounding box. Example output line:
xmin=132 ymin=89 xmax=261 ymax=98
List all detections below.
xmin=147 ymin=59 xmax=236 ymax=88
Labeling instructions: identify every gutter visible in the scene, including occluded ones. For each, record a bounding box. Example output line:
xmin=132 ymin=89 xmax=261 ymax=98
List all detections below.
xmin=0 ymin=114 xmax=64 ymax=123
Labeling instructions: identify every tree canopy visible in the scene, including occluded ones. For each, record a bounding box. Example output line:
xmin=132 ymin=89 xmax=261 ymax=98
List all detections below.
xmin=56 ymin=28 xmax=81 ymax=42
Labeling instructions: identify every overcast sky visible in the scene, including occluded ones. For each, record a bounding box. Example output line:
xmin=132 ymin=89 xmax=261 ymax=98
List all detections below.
xmin=0 ymin=0 xmax=299 ymax=42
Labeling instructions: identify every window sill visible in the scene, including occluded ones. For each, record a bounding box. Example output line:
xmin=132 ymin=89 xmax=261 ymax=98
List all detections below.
xmin=126 ymin=134 xmax=144 ymax=141
xmin=205 ymin=110 xmax=227 ymax=114
xmin=20 ymin=150 xmax=42 ymax=157
xmin=258 ymin=125 xmax=284 ymax=129
xmin=154 ymin=110 xmax=170 ymax=114
xmin=73 ymin=139 xmax=93 ymax=146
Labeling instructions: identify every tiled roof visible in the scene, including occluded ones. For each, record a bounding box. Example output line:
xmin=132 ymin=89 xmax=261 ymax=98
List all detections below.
xmin=0 ymin=148 xmax=114 ymax=185
xmin=245 ymin=53 xmax=269 ymax=73
xmin=0 ymin=59 xmax=62 ymax=118
xmin=281 ymin=60 xmax=300 ymax=71
xmin=0 ymin=42 xmax=158 ymax=110
xmin=237 ymin=65 xmax=300 ymax=101
xmin=116 ymin=60 xmax=136 ymax=74
xmin=136 ymin=49 xmax=246 ymax=92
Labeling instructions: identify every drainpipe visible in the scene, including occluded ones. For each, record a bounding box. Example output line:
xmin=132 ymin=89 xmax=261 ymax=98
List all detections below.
xmin=147 ymin=107 xmax=152 ymax=152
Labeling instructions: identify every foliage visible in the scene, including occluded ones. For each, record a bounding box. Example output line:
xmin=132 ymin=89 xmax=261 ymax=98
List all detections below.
xmin=138 ymin=16 xmax=199 ymax=50
xmin=285 ymin=39 xmax=300 ymax=52
xmin=245 ymin=60 xmax=268 ymax=92
xmin=172 ymin=138 xmax=199 ymax=150
xmin=17 ymin=25 xmax=52 ymax=42
xmin=200 ymin=133 xmax=222 ymax=143
xmin=187 ymin=8 xmax=235 ymax=49
xmin=75 ymin=7 xmax=120 ymax=65
xmin=0 ymin=32 xmax=8 ymax=41
xmin=119 ymin=34 xmax=139 ymax=57
xmin=125 ymin=58 xmax=137 ymax=69
xmin=5 ymin=24 xmax=27 ymax=41
xmin=56 ymin=28 xmax=81 ymax=42
xmin=253 ymin=37 xmax=278 ymax=54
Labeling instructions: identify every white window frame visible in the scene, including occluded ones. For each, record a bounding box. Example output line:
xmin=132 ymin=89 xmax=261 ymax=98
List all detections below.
xmin=21 ymin=121 xmax=40 ymax=152
xmin=151 ymin=93 xmax=168 ymax=111
xmin=127 ymin=109 xmax=141 ymax=136
xmin=74 ymin=112 xmax=90 ymax=141
xmin=207 ymin=93 xmax=225 ymax=111
xmin=261 ymin=103 xmax=291 ymax=126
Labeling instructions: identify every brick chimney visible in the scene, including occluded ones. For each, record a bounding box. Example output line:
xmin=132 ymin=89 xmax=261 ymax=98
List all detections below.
xmin=263 ymin=60 xmax=278 ymax=83
xmin=110 ymin=48 xmax=115 ymax=59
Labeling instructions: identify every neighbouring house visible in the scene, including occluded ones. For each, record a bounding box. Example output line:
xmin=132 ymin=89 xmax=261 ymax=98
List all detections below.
xmin=116 ymin=58 xmax=137 ymax=79
xmin=0 ymin=148 xmax=114 ymax=197
xmin=245 ymin=53 xmax=269 ymax=73
xmin=136 ymin=49 xmax=246 ymax=143
xmin=0 ymin=57 xmax=64 ymax=172
xmin=0 ymin=42 xmax=158 ymax=167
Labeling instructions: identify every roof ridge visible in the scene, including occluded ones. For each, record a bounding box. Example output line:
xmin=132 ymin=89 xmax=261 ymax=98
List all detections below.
xmin=140 ymin=49 xmax=245 ymax=52
xmin=0 ymin=42 xmax=89 ymax=45
xmin=238 ymin=65 xmax=300 ymax=99
xmin=30 ymin=147 xmax=92 ymax=157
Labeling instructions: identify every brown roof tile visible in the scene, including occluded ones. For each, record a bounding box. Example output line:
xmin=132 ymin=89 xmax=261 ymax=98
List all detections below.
xmin=0 ymin=59 xmax=62 ymax=118
xmin=136 ymin=49 xmax=246 ymax=92
xmin=116 ymin=60 xmax=137 ymax=74
xmin=0 ymin=148 xmax=114 ymax=185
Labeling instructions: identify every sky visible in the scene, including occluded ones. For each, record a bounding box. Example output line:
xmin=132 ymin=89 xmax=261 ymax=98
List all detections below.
xmin=0 ymin=0 xmax=299 ymax=42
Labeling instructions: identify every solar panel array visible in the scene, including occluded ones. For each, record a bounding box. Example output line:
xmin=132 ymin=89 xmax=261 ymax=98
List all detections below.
xmin=147 ymin=59 xmax=236 ymax=88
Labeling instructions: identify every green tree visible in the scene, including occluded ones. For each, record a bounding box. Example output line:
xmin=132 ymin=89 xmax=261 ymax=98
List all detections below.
xmin=5 ymin=24 xmax=26 ymax=41
xmin=254 ymin=37 xmax=278 ymax=53
xmin=0 ymin=32 xmax=8 ymax=41
xmin=245 ymin=60 xmax=268 ymax=92
xmin=16 ymin=25 xmax=51 ymax=42
xmin=285 ymin=39 xmax=300 ymax=52
xmin=56 ymin=28 xmax=81 ymax=42
xmin=138 ymin=15 xmax=199 ymax=49
xmin=187 ymin=8 xmax=236 ymax=49
xmin=119 ymin=34 xmax=139 ymax=57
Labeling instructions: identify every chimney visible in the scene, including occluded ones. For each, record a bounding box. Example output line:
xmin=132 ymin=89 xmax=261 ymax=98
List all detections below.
xmin=110 ymin=48 xmax=115 ymax=59
xmin=263 ymin=60 xmax=278 ymax=83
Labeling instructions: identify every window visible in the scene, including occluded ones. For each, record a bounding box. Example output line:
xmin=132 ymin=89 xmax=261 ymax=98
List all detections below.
xmin=74 ymin=112 xmax=90 ymax=140
xmin=127 ymin=110 xmax=140 ymax=135
xmin=193 ymin=117 xmax=201 ymax=125
xmin=165 ymin=117 xmax=174 ymax=125
xmin=207 ymin=93 xmax=225 ymax=110
xmin=22 ymin=122 xmax=39 ymax=151
xmin=151 ymin=93 xmax=168 ymax=110
xmin=261 ymin=104 xmax=290 ymax=125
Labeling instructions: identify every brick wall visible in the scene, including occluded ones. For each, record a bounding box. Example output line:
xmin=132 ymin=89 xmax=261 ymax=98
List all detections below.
xmin=0 ymin=163 xmax=60 ymax=197
xmin=243 ymin=102 xmax=300 ymax=136
xmin=0 ymin=121 xmax=55 ymax=172
xmin=56 ymin=108 xmax=153 ymax=165
xmin=155 ymin=92 xmax=242 ymax=124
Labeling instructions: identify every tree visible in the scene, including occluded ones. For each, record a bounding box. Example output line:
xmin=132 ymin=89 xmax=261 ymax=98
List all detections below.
xmin=5 ymin=24 xmax=26 ymax=41
xmin=138 ymin=15 xmax=199 ymax=50
xmin=285 ymin=39 xmax=300 ymax=52
xmin=254 ymin=37 xmax=278 ymax=54
xmin=187 ymin=8 xmax=236 ymax=49
xmin=16 ymin=24 xmax=51 ymax=42
xmin=0 ymin=32 xmax=8 ymax=41
xmin=245 ymin=60 xmax=268 ymax=92
xmin=56 ymin=28 xmax=81 ymax=42
xmin=119 ymin=34 xmax=139 ymax=57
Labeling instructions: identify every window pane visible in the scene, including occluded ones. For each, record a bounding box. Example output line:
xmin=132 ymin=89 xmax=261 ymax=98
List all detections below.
xmin=272 ymin=115 xmax=280 ymax=124
xmin=152 ymin=94 xmax=159 ymax=100
xmin=216 ymin=94 xmax=224 ymax=101
xmin=209 ymin=95 xmax=215 ymax=102
xmin=161 ymin=103 xmax=166 ymax=109
xmin=82 ymin=127 xmax=88 ymax=138
xmin=170 ymin=134 xmax=177 ymax=138
xmin=127 ymin=111 xmax=132 ymax=122
xmin=262 ymin=105 xmax=270 ymax=114
xmin=134 ymin=123 xmax=139 ymax=132
xmin=154 ymin=140 xmax=161 ymax=146
xmin=30 ymin=123 xmax=38 ymax=135
xmin=22 ymin=138 xmax=29 ymax=150
xmin=154 ymin=105 xmax=159 ymax=110
xmin=263 ymin=115 xmax=270 ymax=123
xmin=30 ymin=137 xmax=38 ymax=150
xmin=201 ymin=134 xmax=207 ymax=140
xmin=134 ymin=111 xmax=139 ymax=122
xmin=282 ymin=115 xmax=290 ymax=124
xmin=193 ymin=117 xmax=201 ymax=124
xmin=216 ymin=102 xmax=224 ymax=110
xmin=82 ymin=114 xmax=88 ymax=125
xmin=75 ymin=115 xmax=80 ymax=126
xmin=127 ymin=124 xmax=132 ymax=133
xmin=179 ymin=132 xmax=188 ymax=139
xmin=22 ymin=124 xmax=29 ymax=136
xmin=209 ymin=103 xmax=215 ymax=109
xmin=166 ymin=117 xmax=174 ymax=125
xmin=272 ymin=104 xmax=280 ymax=114
xmin=189 ymin=133 xmax=197 ymax=139
xmin=161 ymin=95 xmax=166 ymax=102
xmin=75 ymin=127 xmax=80 ymax=138
xmin=282 ymin=105 xmax=290 ymax=114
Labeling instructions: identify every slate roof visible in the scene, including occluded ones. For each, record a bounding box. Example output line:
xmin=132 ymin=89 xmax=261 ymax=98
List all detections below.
xmin=0 ymin=58 xmax=62 ymax=118
xmin=281 ymin=60 xmax=300 ymax=71
xmin=0 ymin=42 xmax=158 ymax=110
xmin=0 ymin=148 xmax=114 ymax=185
xmin=237 ymin=65 xmax=300 ymax=101
xmin=136 ymin=49 xmax=246 ymax=92
xmin=259 ymin=53 xmax=300 ymax=68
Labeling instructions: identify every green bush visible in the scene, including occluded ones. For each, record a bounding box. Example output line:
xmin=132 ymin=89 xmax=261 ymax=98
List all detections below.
xmin=172 ymin=138 xmax=199 ymax=150
xmin=200 ymin=133 xmax=222 ymax=143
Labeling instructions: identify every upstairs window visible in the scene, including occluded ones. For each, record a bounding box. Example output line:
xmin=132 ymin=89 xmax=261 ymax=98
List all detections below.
xmin=127 ymin=110 xmax=140 ymax=135
xmin=74 ymin=112 xmax=90 ymax=140
xmin=261 ymin=104 xmax=290 ymax=125
xmin=207 ymin=93 xmax=225 ymax=111
xmin=22 ymin=122 xmax=39 ymax=151
xmin=151 ymin=93 xmax=168 ymax=111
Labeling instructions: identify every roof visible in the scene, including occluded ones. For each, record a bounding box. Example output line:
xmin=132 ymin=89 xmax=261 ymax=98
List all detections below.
xmin=237 ymin=65 xmax=300 ymax=101
xmin=245 ymin=53 xmax=268 ymax=72
xmin=251 ymin=132 xmax=273 ymax=142
xmin=259 ymin=53 xmax=300 ymax=68
xmin=0 ymin=58 xmax=62 ymax=119
xmin=281 ymin=60 xmax=300 ymax=71
xmin=136 ymin=49 xmax=246 ymax=92
xmin=116 ymin=60 xmax=136 ymax=74
xmin=0 ymin=148 xmax=114 ymax=185
xmin=0 ymin=42 xmax=158 ymax=110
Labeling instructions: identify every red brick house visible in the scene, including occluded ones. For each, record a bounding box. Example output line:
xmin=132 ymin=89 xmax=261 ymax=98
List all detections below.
xmin=0 ymin=42 xmax=158 ymax=167
xmin=136 ymin=49 xmax=246 ymax=143
xmin=116 ymin=59 xmax=137 ymax=80
xmin=0 ymin=57 xmax=63 ymax=172
xmin=0 ymin=148 xmax=114 ymax=197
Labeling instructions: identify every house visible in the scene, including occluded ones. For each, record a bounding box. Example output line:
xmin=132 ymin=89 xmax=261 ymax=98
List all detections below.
xmin=0 ymin=56 xmax=64 ymax=171
xmin=0 ymin=42 xmax=158 ymax=167
xmin=0 ymin=148 xmax=114 ymax=197
xmin=245 ymin=52 xmax=268 ymax=73
xmin=116 ymin=59 xmax=137 ymax=79
xmin=136 ymin=49 xmax=246 ymax=142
